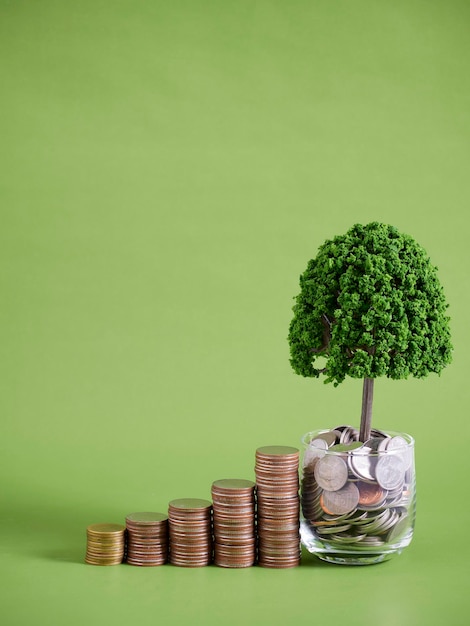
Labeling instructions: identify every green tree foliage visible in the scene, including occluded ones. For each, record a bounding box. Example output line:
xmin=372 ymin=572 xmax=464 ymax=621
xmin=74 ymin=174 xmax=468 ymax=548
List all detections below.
xmin=288 ymin=223 xmax=452 ymax=387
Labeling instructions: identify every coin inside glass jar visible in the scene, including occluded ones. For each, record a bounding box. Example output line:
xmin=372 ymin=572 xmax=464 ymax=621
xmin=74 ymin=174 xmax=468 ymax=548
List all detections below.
xmin=314 ymin=455 xmax=348 ymax=491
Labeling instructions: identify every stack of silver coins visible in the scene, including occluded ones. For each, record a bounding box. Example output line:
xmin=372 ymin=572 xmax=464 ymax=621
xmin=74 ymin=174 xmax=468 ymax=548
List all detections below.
xmin=212 ymin=479 xmax=256 ymax=568
xmin=168 ymin=498 xmax=213 ymax=567
xmin=85 ymin=523 xmax=126 ymax=566
xmin=255 ymin=446 xmax=301 ymax=568
xmin=126 ymin=512 xmax=169 ymax=566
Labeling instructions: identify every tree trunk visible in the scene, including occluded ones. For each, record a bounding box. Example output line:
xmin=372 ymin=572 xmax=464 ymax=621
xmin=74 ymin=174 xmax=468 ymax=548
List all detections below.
xmin=359 ymin=378 xmax=374 ymax=442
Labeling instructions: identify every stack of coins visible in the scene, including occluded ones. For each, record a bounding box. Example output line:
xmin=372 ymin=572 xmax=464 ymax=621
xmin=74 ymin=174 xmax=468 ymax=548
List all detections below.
xmin=168 ymin=498 xmax=213 ymax=567
xmin=212 ymin=479 xmax=256 ymax=568
xmin=255 ymin=446 xmax=301 ymax=568
xmin=85 ymin=523 xmax=126 ymax=566
xmin=126 ymin=512 xmax=169 ymax=566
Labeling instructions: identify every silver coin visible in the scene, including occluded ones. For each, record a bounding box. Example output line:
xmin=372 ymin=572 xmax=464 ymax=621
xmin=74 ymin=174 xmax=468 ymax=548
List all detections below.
xmin=321 ymin=482 xmax=359 ymax=515
xmin=363 ymin=437 xmax=383 ymax=452
xmin=387 ymin=436 xmax=413 ymax=470
xmin=346 ymin=511 xmax=369 ymax=524
xmin=357 ymin=535 xmax=385 ymax=546
xmin=404 ymin=467 xmax=414 ymax=486
xmin=321 ymin=511 xmax=352 ymax=523
xmin=359 ymin=509 xmax=391 ymax=534
xmin=309 ymin=438 xmax=329 ymax=450
xmin=316 ymin=523 xmax=352 ymax=535
xmin=351 ymin=513 xmax=381 ymax=527
xmin=330 ymin=442 xmax=364 ymax=454
xmin=303 ymin=438 xmax=328 ymax=468
xmin=387 ymin=436 xmax=407 ymax=449
xmin=339 ymin=427 xmax=359 ymax=444
xmin=331 ymin=425 xmax=350 ymax=432
xmin=339 ymin=428 xmax=351 ymax=444
xmin=314 ymin=455 xmax=348 ymax=491
xmin=387 ymin=485 xmax=404 ymax=497
xmin=387 ymin=512 xmax=410 ymax=543
xmin=348 ymin=447 xmax=376 ymax=481
xmin=378 ymin=438 xmax=391 ymax=452
xmin=377 ymin=510 xmax=400 ymax=535
xmin=376 ymin=455 xmax=405 ymax=490
xmin=329 ymin=533 xmax=367 ymax=545
xmin=385 ymin=492 xmax=405 ymax=507
xmin=313 ymin=431 xmax=338 ymax=447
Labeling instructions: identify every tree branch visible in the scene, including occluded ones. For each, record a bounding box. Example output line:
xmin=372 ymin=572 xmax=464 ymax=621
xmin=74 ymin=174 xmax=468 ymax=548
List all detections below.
xmin=309 ymin=314 xmax=334 ymax=354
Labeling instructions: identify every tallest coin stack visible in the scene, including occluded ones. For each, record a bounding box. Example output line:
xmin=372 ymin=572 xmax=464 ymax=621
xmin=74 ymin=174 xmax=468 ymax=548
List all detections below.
xmin=255 ymin=446 xmax=301 ymax=568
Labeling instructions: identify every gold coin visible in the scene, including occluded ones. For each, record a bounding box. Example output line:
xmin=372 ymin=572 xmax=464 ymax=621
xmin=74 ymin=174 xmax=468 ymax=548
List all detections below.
xmin=87 ymin=523 xmax=125 ymax=535
xmin=256 ymin=445 xmax=299 ymax=457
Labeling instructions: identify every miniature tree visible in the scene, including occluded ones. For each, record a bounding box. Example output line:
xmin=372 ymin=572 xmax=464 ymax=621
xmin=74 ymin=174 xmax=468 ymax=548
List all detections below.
xmin=288 ymin=222 xmax=452 ymax=441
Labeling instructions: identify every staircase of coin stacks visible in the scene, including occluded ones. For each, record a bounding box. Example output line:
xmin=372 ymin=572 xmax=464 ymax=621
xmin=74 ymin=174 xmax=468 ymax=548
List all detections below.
xmin=85 ymin=446 xmax=301 ymax=569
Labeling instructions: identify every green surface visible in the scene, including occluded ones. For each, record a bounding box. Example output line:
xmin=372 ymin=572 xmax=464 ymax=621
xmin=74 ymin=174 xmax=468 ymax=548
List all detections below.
xmin=1 ymin=1 xmax=469 ymax=624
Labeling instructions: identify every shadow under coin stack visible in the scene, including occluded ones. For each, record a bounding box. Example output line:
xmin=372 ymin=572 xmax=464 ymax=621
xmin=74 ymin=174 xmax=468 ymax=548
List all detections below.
xmin=212 ymin=479 xmax=256 ymax=568
xmin=255 ymin=446 xmax=301 ymax=568
xmin=85 ymin=523 xmax=126 ymax=566
xmin=168 ymin=498 xmax=213 ymax=567
xmin=125 ymin=512 xmax=169 ymax=566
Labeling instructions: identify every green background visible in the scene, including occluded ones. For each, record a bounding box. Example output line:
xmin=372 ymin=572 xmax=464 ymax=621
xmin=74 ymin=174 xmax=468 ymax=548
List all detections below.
xmin=1 ymin=1 xmax=469 ymax=624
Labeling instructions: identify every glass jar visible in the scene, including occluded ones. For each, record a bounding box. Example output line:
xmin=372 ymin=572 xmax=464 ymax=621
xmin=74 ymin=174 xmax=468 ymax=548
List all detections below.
xmin=300 ymin=427 xmax=416 ymax=565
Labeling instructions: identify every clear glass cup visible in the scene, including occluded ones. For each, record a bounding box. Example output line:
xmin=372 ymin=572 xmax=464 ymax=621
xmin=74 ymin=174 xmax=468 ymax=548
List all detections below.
xmin=300 ymin=428 xmax=416 ymax=565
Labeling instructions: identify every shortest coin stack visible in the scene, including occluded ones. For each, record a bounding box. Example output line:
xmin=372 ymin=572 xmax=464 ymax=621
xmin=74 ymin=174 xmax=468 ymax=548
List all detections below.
xmin=256 ymin=446 xmax=301 ymax=569
xmin=212 ymin=479 xmax=256 ymax=568
xmin=168 ymin=498 xmax=213 ymax=567
xmin=85 ymin=523 xmax=126 ymax=566
xmin=126 ymin=512 xmax=169 ymax=566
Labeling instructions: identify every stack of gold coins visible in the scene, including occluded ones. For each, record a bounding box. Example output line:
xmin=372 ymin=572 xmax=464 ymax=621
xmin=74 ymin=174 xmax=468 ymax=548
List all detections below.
xmin=212 ymin=479 xmax=256 ymax=568
xmin=126 ymin=512 xmax=169 ymax=566
xmin=85 ymin=523 xmax=126 ymax=566
xmin=255 ymin=446 xmax=301 ymax=568
xmin=168 ymin=498 xmax=213 ymax=567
